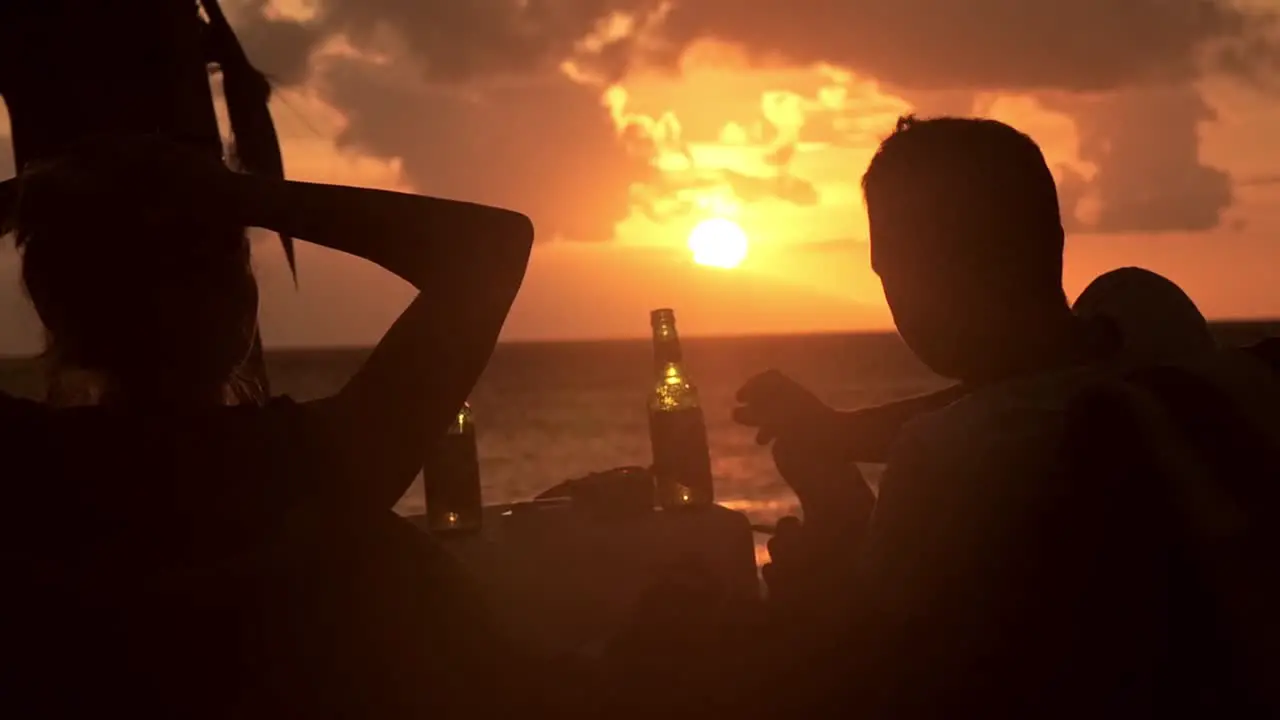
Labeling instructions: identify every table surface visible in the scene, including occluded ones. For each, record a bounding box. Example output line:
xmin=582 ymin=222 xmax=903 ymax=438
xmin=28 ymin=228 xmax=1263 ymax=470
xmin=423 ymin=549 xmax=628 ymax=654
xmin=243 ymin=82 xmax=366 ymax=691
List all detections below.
xmin=403 ymin=502 xmax=762 ymax=655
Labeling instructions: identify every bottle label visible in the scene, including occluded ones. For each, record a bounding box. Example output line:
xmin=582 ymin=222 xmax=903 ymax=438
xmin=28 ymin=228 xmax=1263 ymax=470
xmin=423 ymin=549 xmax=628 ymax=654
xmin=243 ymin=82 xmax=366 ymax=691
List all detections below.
xmin=423 ymin=430 xmax=483 ymax=533
xmin=648 ymin=407 xmax=715 ymax=508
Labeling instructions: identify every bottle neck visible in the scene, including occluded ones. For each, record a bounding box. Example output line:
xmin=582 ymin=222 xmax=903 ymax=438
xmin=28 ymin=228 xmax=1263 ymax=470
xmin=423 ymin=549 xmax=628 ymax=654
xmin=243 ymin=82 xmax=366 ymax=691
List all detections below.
xmin=447 ymin=404 xmax=472 ymax=435
xmin=653 ymin=335 xmax=683 ymax=368
xmin=651 ymin=316 xmax=682 ymax=365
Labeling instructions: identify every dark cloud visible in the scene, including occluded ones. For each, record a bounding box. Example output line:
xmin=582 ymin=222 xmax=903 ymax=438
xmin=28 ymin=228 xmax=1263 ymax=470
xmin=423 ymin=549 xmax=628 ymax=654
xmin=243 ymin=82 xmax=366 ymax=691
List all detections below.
xmin=658 ymin=0 xmax=1262 ymax=236
xmin=235 ymin=1 xmax=812 ymax=240
xmin=314 ymin=0 xmax=652 ymax=82
xmin=322 ymin=59 xmax=650 ymax=242
xmin=653 ymin=1 xmax=1276 ymax=92
xmin=231 ymin=0 xmax=661 ymax=87
xmin=230 ymin=16 xmax=324 ymax=87
xmin=238 ymin=0 xmax=1279 ymax=91
xmin=231 ymin=0 xmax=1280 ymax=237
xmin=1048 ymin=85 xmax=1232 ymax=234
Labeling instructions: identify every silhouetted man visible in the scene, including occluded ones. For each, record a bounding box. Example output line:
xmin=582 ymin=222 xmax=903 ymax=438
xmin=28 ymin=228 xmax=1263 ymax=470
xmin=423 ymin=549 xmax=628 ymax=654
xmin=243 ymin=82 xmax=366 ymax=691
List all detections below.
xmin=743 ymin=117 xmax=1201 ymax=718
xmin=748 ymin=265 xmax=1220 ymax=465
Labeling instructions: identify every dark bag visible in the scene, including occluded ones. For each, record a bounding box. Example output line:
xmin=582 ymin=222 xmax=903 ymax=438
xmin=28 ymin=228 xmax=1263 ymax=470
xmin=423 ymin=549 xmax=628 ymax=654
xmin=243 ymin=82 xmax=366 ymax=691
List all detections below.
xmin=1064 ymin=361 xmax=1280 ymax=716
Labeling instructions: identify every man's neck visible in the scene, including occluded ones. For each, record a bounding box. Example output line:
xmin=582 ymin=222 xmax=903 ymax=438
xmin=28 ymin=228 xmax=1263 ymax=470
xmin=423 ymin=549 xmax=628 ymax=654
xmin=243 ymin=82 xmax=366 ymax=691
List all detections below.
xmin=962 ymin=308 xmax=1101 ymax=388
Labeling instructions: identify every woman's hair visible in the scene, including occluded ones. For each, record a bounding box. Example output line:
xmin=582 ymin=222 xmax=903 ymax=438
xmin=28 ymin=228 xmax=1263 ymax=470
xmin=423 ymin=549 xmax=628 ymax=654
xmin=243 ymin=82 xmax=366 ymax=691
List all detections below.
xmin=2 ymin=152 xmax=263 ymax=406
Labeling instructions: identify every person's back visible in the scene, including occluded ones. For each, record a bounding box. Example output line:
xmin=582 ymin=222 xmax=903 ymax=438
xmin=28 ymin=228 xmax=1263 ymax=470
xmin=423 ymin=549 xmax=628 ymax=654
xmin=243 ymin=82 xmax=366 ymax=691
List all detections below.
xmin=3 ymin=400 xmax=500 ymax=717
xmin=5 ymin=398 xmax=336 ymax=717
xmin=1063 ymin=353 xmax=1280 ymax=716
xmin=1061 ymin=269 xmax=1280 ymax=714
xmin=0 ymin=139 xmax=534 ymax=718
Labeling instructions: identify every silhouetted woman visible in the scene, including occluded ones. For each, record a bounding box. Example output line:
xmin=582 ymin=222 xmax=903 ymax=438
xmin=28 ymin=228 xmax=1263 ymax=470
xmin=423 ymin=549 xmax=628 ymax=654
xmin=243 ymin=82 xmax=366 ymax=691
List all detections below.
xmin=0 ymin=136 xmax=533 ymax=718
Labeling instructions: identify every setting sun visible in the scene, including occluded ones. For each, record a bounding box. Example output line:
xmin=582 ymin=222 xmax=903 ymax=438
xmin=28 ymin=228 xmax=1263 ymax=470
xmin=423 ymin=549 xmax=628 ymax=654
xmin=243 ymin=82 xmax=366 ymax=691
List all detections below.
xmin=688 ymin=218 xmax=749 ymax=269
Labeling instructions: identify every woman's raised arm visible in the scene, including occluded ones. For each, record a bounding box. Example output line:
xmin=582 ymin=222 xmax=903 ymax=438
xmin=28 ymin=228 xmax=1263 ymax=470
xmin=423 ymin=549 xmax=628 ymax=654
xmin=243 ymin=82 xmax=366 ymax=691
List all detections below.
xmin=233 ymin=176 xmax=534 ymax=507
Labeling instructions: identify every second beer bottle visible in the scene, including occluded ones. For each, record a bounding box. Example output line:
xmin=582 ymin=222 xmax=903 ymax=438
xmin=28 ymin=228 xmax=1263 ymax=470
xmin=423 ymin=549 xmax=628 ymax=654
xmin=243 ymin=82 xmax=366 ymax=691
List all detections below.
xmin=423 ymin=402 xmax=484 ymax=533
xmin=647 ymin=308 xmax=715 ymax=509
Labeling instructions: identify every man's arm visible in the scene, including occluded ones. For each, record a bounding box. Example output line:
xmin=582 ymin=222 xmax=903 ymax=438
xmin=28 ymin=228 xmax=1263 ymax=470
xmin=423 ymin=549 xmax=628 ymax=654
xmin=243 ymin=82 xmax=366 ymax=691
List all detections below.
xmin=834 ymin=384 xmax=970 ymax=463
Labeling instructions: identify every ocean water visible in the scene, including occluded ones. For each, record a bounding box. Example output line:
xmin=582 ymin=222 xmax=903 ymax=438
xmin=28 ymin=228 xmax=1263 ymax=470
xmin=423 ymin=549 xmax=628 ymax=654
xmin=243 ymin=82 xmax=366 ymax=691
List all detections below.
xmin=263 ymin=333 xmax=953 ymax=530
xmin=262 ymin=332 xmax=954 ymax=569
xmin=0 ymin=333 xmax=941 ymax=558
xmin=2 ymin=322 xmax=1275 ymax=563
xmin=274 ymin=322 xmax=1276 ymax=526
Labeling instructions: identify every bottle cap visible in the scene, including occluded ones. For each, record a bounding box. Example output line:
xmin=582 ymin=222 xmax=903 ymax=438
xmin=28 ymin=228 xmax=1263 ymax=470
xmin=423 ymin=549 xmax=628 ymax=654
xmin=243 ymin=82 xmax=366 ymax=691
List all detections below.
xmin=650 ymin=308 xmax=676 ymax=327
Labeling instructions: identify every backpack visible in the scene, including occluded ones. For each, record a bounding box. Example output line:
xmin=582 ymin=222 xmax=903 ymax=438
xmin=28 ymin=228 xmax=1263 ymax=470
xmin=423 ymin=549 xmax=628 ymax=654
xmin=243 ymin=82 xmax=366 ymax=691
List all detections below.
xmin=1063 ymin=357 xmax=1280 ymax=716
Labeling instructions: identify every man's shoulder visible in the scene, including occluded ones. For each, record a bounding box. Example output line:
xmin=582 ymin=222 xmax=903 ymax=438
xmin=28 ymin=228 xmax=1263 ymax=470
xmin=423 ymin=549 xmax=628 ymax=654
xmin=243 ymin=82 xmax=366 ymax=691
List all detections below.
xmin=891 ymin=366 xmax=1102 ymax=470
xmin=873 ymin=368 xmax=1107 ymax=555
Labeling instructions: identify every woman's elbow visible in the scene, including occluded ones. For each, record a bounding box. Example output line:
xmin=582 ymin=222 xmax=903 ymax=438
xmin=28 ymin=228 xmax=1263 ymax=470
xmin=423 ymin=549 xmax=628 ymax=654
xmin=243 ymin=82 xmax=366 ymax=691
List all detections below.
xmin=495 ymin=211 xmax=534 ymax=286
xmin=505 ymin=211 xmax=535 ymax=262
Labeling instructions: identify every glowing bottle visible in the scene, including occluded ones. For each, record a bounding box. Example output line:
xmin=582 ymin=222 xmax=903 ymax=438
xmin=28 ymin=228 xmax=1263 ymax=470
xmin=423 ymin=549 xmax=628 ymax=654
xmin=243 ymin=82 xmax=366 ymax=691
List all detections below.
xmin=647 ymin=309 xmax=715 ymax=509
xmin=423 ymin=402 xmax=483 ymax=533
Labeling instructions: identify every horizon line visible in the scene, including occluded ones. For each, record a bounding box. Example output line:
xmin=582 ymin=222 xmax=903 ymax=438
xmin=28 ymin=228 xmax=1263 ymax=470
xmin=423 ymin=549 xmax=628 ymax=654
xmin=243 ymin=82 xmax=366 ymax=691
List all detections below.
xmin=257 ymin=327 xmax=901 ymax=353
xmin=0 ymin=317 xmax=1275 ymax=359
xmin=260 ymin=315 xmax=1280 ymax=353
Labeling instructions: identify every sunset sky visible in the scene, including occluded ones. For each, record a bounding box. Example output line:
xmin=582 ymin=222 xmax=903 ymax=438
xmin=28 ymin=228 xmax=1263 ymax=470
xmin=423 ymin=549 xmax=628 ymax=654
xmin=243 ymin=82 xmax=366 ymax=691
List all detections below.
xmin=6 ymin=0 xmax=1280 ymax=349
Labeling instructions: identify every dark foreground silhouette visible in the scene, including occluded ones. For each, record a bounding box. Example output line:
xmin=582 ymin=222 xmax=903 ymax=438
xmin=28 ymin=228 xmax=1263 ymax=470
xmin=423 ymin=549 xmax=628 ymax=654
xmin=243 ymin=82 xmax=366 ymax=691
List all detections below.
xmin=0 ymin=139 xmax=765 ymax=720
xmin=738 ymin=117 xmax=1280 ymax=718
xmin=5 ymin=120 xmax=1279 ymax=720
xmin=0 ymin=138 xmax=534 ymax=717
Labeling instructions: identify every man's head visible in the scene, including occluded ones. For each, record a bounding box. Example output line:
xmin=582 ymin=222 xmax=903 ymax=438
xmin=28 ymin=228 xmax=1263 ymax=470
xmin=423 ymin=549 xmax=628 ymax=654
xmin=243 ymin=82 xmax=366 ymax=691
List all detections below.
xmin=863 ymin=116 xmax=1069 ymax=381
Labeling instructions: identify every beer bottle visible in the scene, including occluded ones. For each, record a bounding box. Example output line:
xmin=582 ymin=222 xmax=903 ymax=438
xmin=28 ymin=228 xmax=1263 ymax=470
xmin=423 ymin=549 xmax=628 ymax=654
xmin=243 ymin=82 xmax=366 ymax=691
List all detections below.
xmin=423 ymin=402 xmax=484 ymax=533
xmin=647 ymin=308 xmax=715 ymax=509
